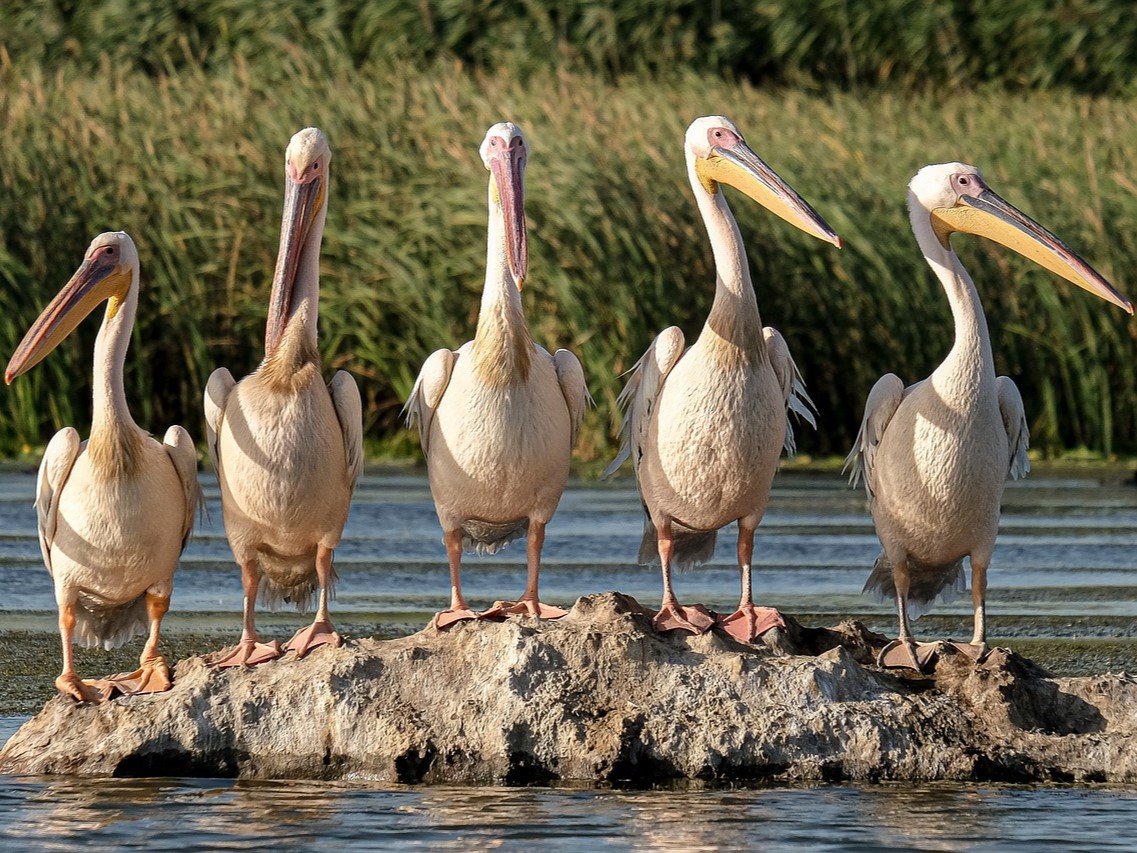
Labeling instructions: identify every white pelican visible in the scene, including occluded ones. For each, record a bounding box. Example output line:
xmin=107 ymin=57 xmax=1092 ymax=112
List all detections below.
xmin=5 ymin=231 xmax=200 ymax=702
xmin=846 ymin=163 xmax=1133 ymax=670
xmin=605 ymin=116 xmax=842 ymax=642
xmin=204 ymin=127 xmax=362 ymax=667
xmin=404 ymin=122 xmax=589 ymax=629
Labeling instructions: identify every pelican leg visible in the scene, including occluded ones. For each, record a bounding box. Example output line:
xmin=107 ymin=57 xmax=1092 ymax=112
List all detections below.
xmin=211 ymin=559 xmax=282 ymax=667
xmin=100 ymin=593 xmax=174 ymax=695
xmin=716 ymin=523 xmax=785 ymax=643
xmin=947 ymin=559 xmax=991 ymax=663
xmin=434 ymin=528 xmax=480 ymax=629
xmin=483 ymin=520 xmax=567 ymax=620
xmin=284 ymin=545 xmax=343 ymax=658
xmin=878 ymin=555 xmax=938 ymax=671
xmin=55 ymin=601 xmax=106 ymax=703
xmin=653 ymin=519 xmax=714 ymax=634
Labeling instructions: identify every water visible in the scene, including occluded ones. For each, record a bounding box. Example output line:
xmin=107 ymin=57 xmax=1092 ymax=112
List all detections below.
xmin=3 ymin=467 xmax=1137 ymax=850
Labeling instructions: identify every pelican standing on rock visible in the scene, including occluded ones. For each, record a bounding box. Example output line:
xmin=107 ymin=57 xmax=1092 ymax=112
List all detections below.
xmin=405 ymin=122 xmax=589 ymax=629
xmin=6 ymin=231 xmax=200 ymax=702
xmin=605 ymin=116 xmax=842 ymax=642
xmin=846 ymin=163 xmax=1133 ymax=670
xmin=205 ymin=127 xmax=362 ymax=667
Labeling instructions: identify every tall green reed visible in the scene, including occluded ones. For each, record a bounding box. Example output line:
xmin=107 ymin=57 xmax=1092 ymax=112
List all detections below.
xmin=1 ymin=60 xmax=1135 ymax=461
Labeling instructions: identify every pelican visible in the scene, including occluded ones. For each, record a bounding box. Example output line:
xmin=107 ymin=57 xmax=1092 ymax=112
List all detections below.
xmin=5 ymin=231 xmax=200 ymax=702
xmin=204 ymin=127 xmax=362 ymax=667
xmin=605 ymin=116 xmax=842 ymax=642
xmin=846 ymin=163 xmax=1133 ymax=670
xmin=404 ymin=122 xmax=589 ymax=629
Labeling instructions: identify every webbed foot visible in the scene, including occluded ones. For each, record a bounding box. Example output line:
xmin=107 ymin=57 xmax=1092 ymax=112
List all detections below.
xmin=433 ymin=608 xmax=482 ymax=630
xmin=481 ymin=599 xmax=567 ymax=620
xmin=284 ymin=620 xmax=342 ymax=659
xmin=102 ymin=656 xmax=173 ymax=694
xmin=653 ymin=602 xmax=715 ymax=634
xmin=57 ymin=672 xmax=109 ymax=703
xmin=209 ymin=638 xmax=283 ymax=668
xmin=716 ymin=605 xmax=786 ymax=643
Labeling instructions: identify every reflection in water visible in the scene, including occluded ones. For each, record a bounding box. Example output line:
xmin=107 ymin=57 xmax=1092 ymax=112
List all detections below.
xmin=3 ymin=778 xmax=1137 ymax=850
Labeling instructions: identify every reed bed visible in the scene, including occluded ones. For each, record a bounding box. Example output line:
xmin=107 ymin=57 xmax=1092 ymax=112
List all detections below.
xmin=7 ymin=0 xmax=1137 ymax=94
xmin=2 ymin=58 xmax=1136 ymax=460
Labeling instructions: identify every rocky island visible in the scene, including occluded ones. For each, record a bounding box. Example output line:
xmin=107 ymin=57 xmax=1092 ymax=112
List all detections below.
xmin=3 ymin=593 xmax=1136 ymax=785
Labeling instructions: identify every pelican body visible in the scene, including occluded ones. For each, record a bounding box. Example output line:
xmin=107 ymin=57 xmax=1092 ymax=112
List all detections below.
xmin=6 ymin=231 xmax=200 ymax=702
xmin=846 ymin=163 xmax=1133 ymax=670
xmin=205 ymin=127 xmax=362 ymax=667
xmin=405 ymin=122 xmax=589 ymax=628
xmin=606 ymin=116 xmax=841 ymax=641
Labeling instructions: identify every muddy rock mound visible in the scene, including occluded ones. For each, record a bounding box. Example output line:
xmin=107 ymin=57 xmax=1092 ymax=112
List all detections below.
xmin=4 ymin=592 xmax=1136 ymax=784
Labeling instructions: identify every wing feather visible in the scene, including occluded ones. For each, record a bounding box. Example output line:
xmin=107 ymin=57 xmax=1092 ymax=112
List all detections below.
xmin=603 ymin=326 xmax=686 ymax=478
xmin=552 ymin=348 xmax=591 ymax=447
xmin=329 ymin=370 xmax=364 ymax=489
xmin=844 ymin=373 xmax=907 ymax=498
xmin=203 ymin=367 xmax=236 ymax=475
xmin=35 ymin=428 xmax=81 ymax=576
xmin=162 ymin=425 xmax=203 ymax=549
xmin=763 ymin=327 xmax=816 ymax=456
xmin=403 ymin=348 xmax=458 ymax=457
xmin=997 ymin=375 xmax=1031 ymax=480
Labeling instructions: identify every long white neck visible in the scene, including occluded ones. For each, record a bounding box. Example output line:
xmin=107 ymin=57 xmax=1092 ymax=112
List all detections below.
xmin=688 ymin=154 xmax=764 ymax=355
xmin=910 ymin=204 xmax=996 ymax=399
xmin=91 ymin=264 xmax=140 ymax=437
xmin=473 ymin=179 xmax=531 ymax=382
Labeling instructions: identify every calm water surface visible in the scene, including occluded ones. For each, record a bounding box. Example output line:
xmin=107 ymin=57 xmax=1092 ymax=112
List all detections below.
xmin=2 ymin=468 xmax=1137 ymax=850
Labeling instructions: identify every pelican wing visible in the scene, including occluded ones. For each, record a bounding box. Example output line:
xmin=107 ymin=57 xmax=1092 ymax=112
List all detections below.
xmin=997 ymin=375 xmax=1031 ymax=480
xmin=844 ymin=373 xmax=908 ymax=497
xmin=162 ymin=425 xmax=203 ymax=548
xmin=763 ymin=327 xmax=816 ymax=456
xmin=203 ymin=367 xmax=236 ymax=474
xmin=35 ymin=427 xmax=81 ymax=576
xmin=603 ymin=326 xmax=686 ymax=478
xmin=403 ymin=348 xmax=458 ymax=456
xmin=552 ymin=348 xmax=591 ymax=447
xmin=330 ymin=370 xmax=364 ymax=489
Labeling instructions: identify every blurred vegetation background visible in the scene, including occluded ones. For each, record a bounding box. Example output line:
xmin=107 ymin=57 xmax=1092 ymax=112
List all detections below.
xmin=2 ymin=0 xmax=1137 ymax=464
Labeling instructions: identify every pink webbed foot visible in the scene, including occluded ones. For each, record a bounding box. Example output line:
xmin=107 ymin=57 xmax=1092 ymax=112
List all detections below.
xmin=481 ymin=599 xmax=567 ymax=620
xmin=101 ymin=656 xmax=173 ymax=695
xmin=209 ymin=638 xmax=283 ymax=668
xmin=57 ymin=672 xmax=110 ymax=704
xmin=653 ymin=602 xmax=715 ymax=634
xmin=284 ymin=620 xmax=342 ymax=659
xmin=716 ymin=605 xmax=786 ymax=643
xmin=946 ymin=641 xmax=991 ymax=663
xmin=432 ymin=608 xmax=482 ymax=630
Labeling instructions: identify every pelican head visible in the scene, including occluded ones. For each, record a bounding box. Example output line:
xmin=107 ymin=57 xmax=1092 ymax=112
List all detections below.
xmin=266 ymin=126 xmax=331 ymax=355
xmin=685 ymin=115 xmax=842 ymax=248
xmin=6 ymin=231 xmax=137 ymax=384
xmin=480 ymin=121 xmax=528 ymax=289
xmin=912 ymin=162 xmax=1133 ymax=314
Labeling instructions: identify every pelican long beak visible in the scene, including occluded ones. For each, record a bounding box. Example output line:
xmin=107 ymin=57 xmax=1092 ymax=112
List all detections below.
xmin=266 ymin=170 xmax=325 ymax=354
xmin=5 ymin=254 xmax=129 ymax=383
xmin=933 ymin=191 xmax=1133 ymax=314
xmin=488 ymin=141 xmax=528 ymax=289
xmin=696 ymin=143 xmax=843 ymax=248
